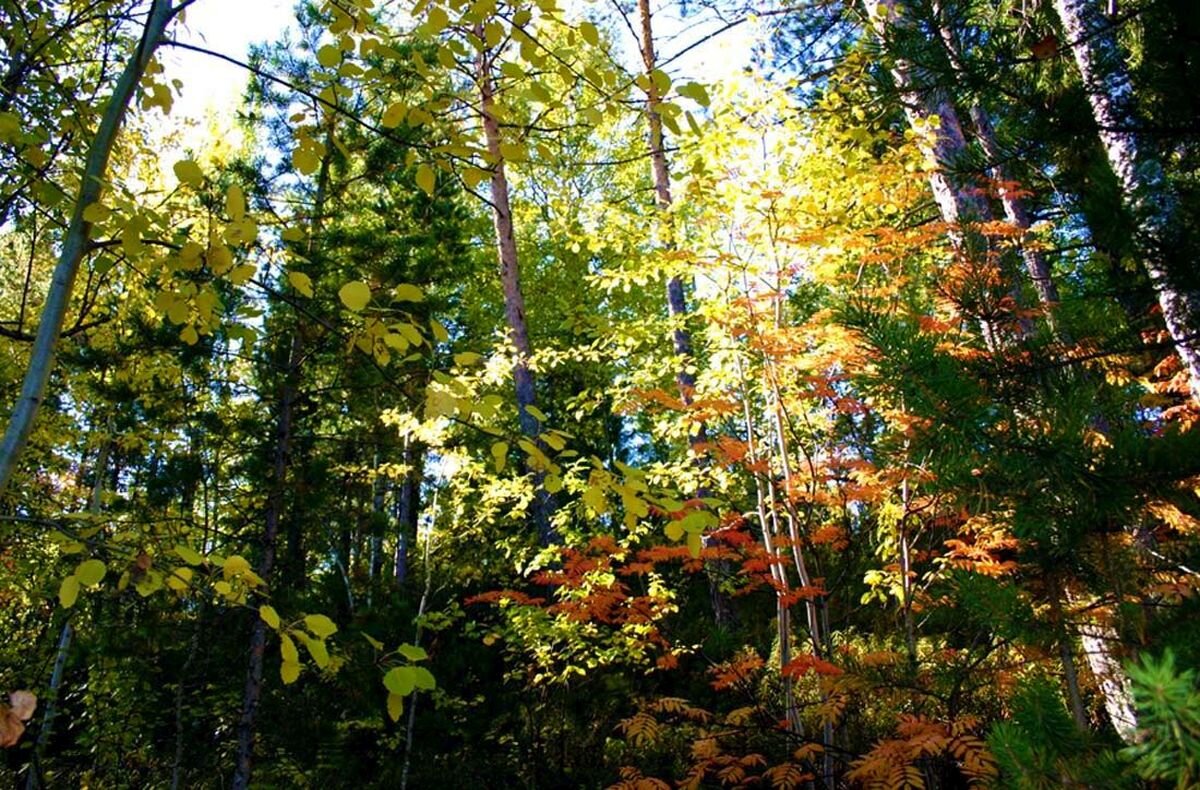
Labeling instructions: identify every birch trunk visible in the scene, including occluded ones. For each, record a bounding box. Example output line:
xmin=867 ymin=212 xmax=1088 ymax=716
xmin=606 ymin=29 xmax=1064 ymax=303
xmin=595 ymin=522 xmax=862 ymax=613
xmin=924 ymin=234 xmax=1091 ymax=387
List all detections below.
xmin=862 ymin=0 xmax=1032 ymax=343
xmin=0 ymin=0 xmax=178 ymax=497
xmin=475 ymin=35 xmax=556 ymax=546
xmin=1053 ymin=0 xmax=1200 ymax=397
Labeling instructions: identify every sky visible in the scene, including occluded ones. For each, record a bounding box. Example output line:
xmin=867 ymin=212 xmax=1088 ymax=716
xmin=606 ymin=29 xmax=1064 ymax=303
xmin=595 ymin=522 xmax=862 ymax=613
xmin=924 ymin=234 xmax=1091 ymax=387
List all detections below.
xmin=159 ymin=0 xmax=757 ymax=134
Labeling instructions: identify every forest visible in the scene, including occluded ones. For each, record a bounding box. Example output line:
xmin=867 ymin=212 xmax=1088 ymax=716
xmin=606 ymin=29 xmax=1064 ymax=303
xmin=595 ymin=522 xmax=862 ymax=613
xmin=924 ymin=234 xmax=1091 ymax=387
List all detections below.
xmin=1 ymin=0 xmax=1199 ymax=787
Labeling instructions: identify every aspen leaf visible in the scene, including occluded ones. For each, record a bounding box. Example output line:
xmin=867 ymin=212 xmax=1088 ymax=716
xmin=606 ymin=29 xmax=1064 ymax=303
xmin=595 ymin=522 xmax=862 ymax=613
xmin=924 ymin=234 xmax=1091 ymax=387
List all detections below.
xmin=339 ymin=281 xmax=371 ymax=311
xmin=583 ymin=485 xmax=607 ymax=515
xmin=665 ymin=520 xmax=684 ymax=541
xmin=676 ymin=81 xmax=710 ymax=107
xmin=280 ymin=634 xmax=300 ymax=664
xmin=280 ymin=660 xmax=300 ymax=684
xmin=394 ymin=283 xmax=424 ymax=302
xmin=225 ymin=184 xmax=246 ymax=221
xmin=398 ymin=643 xmax=428 ymax=662
xmin=173 ymin=159 xmax=204 ymax=186
xmin=174 ymin=545 xmax=204 ymax=565
xmin=416 ymin=164 xmax=435 ymax=196
xmin=579 ymin=20 xmax=600 ymax=45
xmin=387 ymin=692 xmax=404 ymax=721
xmin=75 ymin=559 xmax=106 ymax=586
xmin=180 ymin=326 xmax=199 ymax=345
xmin=304 ymin=614 xmax=337 ymax=638
xmin=411 ymin=666 xmax=436 ymax=690
xmin=166 ymin=567 xmax=193 ymax=591
xmin=223 ymin=554 xmax=251 ymax=580
xmin=288 ymin=271 xmax=314 ymax=297
xmin=82 ymin=202 xmax=110 ymax=223
xmin=316 ymin=44 xmax=341 ymax=68
xmin=302 ymin=634 xmax=330 ymax=668
xmin=166 ymin=299 xmax=189 ymax=325
xmin=59 ymin=575 xmax=80 ymax=607
xmin=381 ymin=102 xmax=406 ymax=128
xmin=260 ymin=605 xmax=281 ymax=630
xmin=293 ymin=147 xmax=319 ymax=174
xmin=383 ymin=666 xmax=416 ymax=696
xmin=491 ymin=441 xmax=508 ymax=473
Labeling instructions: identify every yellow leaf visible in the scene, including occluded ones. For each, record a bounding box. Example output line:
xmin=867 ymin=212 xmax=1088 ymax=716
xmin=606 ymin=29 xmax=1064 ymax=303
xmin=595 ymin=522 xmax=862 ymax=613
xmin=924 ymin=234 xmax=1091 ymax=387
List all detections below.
xmin=166 ymin=299 xmax=189 ymax=325
xmin=260 ymin=605 xmax=281 ymax=630
xmin=281 ymin=660 xmax=301 ymax=684
xmin=229 ymin=264 xmax=256 ymax=285
xmin=174 ymin=159 xmax=204 ymax=186
xmin=387 ymin=692 xmax=404 ymax=721
xmin=339 ymin=281 xmax=372 ymax=311
xmin=491 ymin=442 xmax=508 ymax=473
xmin=381 ymin=102 xmax=406 ymax=128
xmin=583 ymin=485 xmax=607 ymax=515
xmin=579 ymin=20 xmax=599 ymax=45
xmin=293 ymin=147 xmax=320 ymax=175
xmin=687 ymin=531 xmax=702 ymax=558
xmin=394 ymin=283 xmax=424 ymax=302
xmin=281 ymin=633 xmax=300 ymax=664
xmin=180 ymin=325 xmax=199 ymax=345
xmin=59 ymin=575 xmax=80 ymax=608
xmin=225 ymin=184 xmax=246 ymax=221
xmin=223 ymin=554 xmax=252 ymax=580
xmin=430 ymin=318 xmax=449 ymax=343
xmin=82 ymin=202 xmax=110 ymax=224
xmin=416 ymin=164 xmax=435 ymax=196
xmin=304 ymin=613 xmax=337 ymax=638
xmin=316 ymin=44 xmax=341 ymax=68
xmin=288 ymin=271 xmax=314 ymax=297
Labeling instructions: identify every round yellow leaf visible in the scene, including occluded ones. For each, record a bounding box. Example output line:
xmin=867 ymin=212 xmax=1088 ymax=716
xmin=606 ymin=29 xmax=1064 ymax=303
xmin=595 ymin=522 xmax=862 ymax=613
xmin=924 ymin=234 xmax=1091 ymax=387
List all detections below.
xmin=339 ymin=281 xmax=371 ymax=311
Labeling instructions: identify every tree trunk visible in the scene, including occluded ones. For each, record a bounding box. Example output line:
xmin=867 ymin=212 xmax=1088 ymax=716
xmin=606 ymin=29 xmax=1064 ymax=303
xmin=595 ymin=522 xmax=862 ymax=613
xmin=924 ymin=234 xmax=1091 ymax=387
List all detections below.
xmin=231 ymin=334 xmax=300 ymax=790
xmin=636 ymin=0 xmax=736 ymax=629
xmin=1053 ymin=0 xmax=1200 ymax=398
xmin=0 ymin=0 xmax=178 ymax=497
xmin=475 ymin=34 xmax=556 ymax=546
xmin=862 ymin=0 xmax=1032 ymax=344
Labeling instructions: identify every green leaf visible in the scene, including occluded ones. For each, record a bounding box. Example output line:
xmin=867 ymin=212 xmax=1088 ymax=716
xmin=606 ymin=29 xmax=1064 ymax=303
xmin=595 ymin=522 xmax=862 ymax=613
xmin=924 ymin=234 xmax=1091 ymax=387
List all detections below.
xmin=363 ymin=633 xmax=384 ymax=651
xmin=339 ymin=281 xmax=372 ymax=311
xmin=394 ymin=283 xmax=424 ymax=302
xmin=260 ymin=605 xmax=281 ymax=630
xmin=676 ymin=81 xmax=710 ymax=107
xmin=686 ymin=530 xmax=702 ymax=558
xmin=304 ymin=613 xmax=338 ymax=638
xmin=416 ymin=164 xmax=436 ymax=196
xmin=173 ymin=159 xmax=204 ymax=187
xmin=75 ymin=559 xmax=106 ymax=587
xmin=281 ymin=660 xmax=301 ymax=684
xmin=398 ymin=643 xmax=428 ymax=662
xmin=174 ymin=545 xmax=205 ymax=565
xmin=381 ymin=103 xmax=406 ymax=128
xmin=59 ymin=575 xmax=80 ymax=608
xmin=412 ymin=666 xmax=436 ymax=690
xmin=383 ymin=666 xmax=416 ymax=696
xmin=430 ymin=319 xmax=450 ymax=343
xmin=387 ymin=692 xmax=404 ymax=721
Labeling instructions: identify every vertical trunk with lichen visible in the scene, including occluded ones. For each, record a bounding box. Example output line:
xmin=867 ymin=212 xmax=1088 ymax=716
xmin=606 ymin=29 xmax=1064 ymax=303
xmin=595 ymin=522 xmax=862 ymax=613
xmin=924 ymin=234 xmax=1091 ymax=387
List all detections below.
xmin=636 ymin=0 xmax=737 ymax=630
xmin=1053 ymin=0 xmax=1200 ymax=397
xmin=0 ymin=0 xmax=177 ymax=497
xmin=476 ymin=34 xmax=556 ymax=546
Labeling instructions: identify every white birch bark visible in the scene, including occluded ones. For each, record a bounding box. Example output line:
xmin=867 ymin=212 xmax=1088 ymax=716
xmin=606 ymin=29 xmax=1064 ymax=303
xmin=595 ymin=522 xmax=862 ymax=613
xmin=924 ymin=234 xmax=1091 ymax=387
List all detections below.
xmin=1054 ymin=0 xmax=1200 ymax=398
xmin=0 ymin=0 xmax=179 ymax=497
